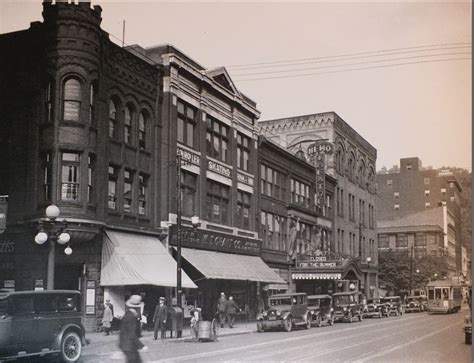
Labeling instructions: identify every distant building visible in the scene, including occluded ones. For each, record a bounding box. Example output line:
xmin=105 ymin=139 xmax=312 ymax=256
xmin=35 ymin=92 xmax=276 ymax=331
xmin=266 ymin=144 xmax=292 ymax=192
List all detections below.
xmin=376 ymin=157 xmax=462 ymax=274
xmin=259 ymin=112 xmax=378 ymax=297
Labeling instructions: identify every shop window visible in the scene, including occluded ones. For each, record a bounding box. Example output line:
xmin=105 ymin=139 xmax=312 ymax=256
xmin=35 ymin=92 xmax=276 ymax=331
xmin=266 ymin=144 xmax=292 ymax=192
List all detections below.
xmin=206 ymin=179 xmax=229 ymax=225
xmin=177 ymin=100 xmax=196 ymax=148
xmin=237 ymin=191 xmax=251 ymax=229
xmin=124 ymin=169 xmax=134 ymax=212
xmin=108 ymin=165 xmax=118 ymax=209
xmin=206 ymin=117 xmax=229 ymax=163
xmin=61 ymin=152 xmax=80 ymax=201
xmin=237 ymin=133 xmax=251 ymax=172
xmin=63 ymin=78 xmax=81 ymax=121
xmin=386 ymin=179 xmax=393 ymax=186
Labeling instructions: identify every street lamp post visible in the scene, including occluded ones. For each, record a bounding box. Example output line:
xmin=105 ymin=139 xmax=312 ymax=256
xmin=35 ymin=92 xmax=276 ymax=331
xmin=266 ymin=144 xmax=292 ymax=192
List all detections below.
xmin=34 ymin=205 xmax=71 ymax=290
xmin=409 ymin=245 xmax=414 ymax=295
xmin=366 ymin=256 xmax=372 ymax=297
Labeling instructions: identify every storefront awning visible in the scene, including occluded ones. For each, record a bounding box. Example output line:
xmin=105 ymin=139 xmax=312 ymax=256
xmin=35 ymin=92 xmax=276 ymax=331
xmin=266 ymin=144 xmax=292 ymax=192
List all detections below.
xmin=101 ymin=231 xmax=196 ymax=288
xmin=180 ymin=248 xmax=286 ymax=284
xmin=263 ymin=283 xmax=289 ymax=291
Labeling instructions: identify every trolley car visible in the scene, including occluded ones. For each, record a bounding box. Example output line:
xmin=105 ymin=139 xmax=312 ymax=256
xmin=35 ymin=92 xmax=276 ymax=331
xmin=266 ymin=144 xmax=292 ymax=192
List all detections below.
xmin=426 ymin=280 xmax=462 ymax=314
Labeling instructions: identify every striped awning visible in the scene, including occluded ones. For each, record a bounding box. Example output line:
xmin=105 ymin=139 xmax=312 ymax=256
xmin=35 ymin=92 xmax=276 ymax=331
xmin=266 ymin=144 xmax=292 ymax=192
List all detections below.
xmin=292 ymin=272 xmax=342 ymax=280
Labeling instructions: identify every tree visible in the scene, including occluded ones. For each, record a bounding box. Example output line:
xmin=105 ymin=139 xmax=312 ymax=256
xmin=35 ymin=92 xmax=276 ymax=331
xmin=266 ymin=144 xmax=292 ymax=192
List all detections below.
xmin=377 ymin=166 xmax=388 ymax=175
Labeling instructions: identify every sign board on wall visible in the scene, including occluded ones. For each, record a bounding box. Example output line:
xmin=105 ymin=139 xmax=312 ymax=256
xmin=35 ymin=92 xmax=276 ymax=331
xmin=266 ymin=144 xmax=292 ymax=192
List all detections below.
xmin=86 ymin=280 xmax=96 ymax=315
xmin=307 ymin=141 xmax=334 ymax=210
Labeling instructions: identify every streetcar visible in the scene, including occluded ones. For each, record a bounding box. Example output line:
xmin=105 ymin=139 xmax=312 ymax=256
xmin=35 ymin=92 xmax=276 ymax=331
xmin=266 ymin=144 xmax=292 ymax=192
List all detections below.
xmin=426 ymin=280 xmax=462 ymax=313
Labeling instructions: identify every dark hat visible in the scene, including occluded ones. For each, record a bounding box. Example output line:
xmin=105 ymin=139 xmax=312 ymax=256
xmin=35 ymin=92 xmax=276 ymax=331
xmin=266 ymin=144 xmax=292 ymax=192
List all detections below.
xmin=126 ymin=295 xmax=143 ymax=308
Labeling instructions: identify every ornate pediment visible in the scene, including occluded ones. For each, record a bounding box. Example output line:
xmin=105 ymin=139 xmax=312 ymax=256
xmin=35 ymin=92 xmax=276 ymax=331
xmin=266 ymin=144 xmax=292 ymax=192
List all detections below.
xmin=206 ymin=67 xmax=240 ymax=96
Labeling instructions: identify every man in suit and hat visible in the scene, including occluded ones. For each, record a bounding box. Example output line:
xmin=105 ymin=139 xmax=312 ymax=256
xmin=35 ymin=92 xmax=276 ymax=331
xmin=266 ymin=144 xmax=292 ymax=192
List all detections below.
xmin=225 ymin=296 xmax=240 ymax=328
xmin=217 ymin=292 xmax=227 ymax=328
xmin=119 ymin=295 xmax=148 ymax=363
xmin=153 ymin=296 xmax=168 ymax=339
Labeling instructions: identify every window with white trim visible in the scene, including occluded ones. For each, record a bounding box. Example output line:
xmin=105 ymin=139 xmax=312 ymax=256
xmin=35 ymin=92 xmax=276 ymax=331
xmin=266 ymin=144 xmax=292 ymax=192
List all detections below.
xmin=108 ymin=165 xmax=118 ymax=209
xmin=63 ymin=78 xmax=81 ymax=121
xmin=61 ymin=152 xmax=80 ymax=201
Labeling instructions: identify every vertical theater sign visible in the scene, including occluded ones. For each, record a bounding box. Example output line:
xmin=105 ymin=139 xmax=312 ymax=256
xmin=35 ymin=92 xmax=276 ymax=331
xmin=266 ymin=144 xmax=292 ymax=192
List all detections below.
xmin=307 ymin=141 xmax=333 ymax=213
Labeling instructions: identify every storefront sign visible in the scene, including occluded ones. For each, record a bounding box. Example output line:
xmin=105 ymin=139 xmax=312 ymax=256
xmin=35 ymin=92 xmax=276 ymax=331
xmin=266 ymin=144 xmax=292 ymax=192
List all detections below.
xmin=170 ymin=225 xmax=260 ymax=256
xmin=208 ymin=160 xmax=231 ymax=178
xmin=4 ymin=280 xmax=14 ymax=289
xmin=0 ymin=195 xmax=7 ymax=234
xmin=86 ymin=280 xmax=96 ymax=315
xmin=177 ymin=147 xmax=200 ymax=166
xmin=307 ymin=141 xmax=333 ymax=210
xmin=297 ymin=251 xmax=343 ymax=268
xmin=34 ymin=279 xmax=44 ymax=291
xmin=237 ymin=172 xmax=254 ymax=186
xmin=292 ymin=272 xmax=342 ymax=280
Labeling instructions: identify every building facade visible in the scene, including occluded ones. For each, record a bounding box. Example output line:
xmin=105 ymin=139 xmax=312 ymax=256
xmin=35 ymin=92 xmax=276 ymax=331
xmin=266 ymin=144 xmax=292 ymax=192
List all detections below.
xmin=258 ymin=112 xmax=378 ymax=298
xmin=376 ymin=157 xmax=463 ymax=275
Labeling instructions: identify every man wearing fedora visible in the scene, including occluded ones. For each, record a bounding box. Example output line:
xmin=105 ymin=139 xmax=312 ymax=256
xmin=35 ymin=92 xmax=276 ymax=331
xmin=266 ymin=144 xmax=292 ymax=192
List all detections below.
xmin=217 ymin=292 xmax=227 ymax=328
xmin=119 ymin=295 xmax=148 ymax=363
xmin=153 ymin=296 xmax=168 ymax=340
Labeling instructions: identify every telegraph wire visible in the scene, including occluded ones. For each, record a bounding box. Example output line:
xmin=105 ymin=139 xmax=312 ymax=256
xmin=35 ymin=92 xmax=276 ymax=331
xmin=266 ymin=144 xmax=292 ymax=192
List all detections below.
xmin=231 ymin=52 xmax=471 ymax=77
xmin=232 ymin=57 xmax=471 ymax=82
xmin=225 ymin=42 xmax=472 ymax=69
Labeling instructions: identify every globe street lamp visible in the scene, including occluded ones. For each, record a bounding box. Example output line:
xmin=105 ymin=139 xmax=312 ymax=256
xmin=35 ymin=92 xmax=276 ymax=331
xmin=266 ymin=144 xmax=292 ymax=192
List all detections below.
xmin=34 ymin=205 xmax=71 ymax=290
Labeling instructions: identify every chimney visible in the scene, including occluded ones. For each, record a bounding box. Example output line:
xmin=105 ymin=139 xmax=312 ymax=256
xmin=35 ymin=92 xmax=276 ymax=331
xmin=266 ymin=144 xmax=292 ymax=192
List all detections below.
xmin=78 ymin=0 xmax=91 ymax=8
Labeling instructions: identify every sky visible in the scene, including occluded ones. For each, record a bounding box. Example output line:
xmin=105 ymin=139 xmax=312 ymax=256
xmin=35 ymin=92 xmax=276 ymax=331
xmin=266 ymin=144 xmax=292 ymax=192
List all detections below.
xmin=1 ymin=0 xmax=471 ymax=171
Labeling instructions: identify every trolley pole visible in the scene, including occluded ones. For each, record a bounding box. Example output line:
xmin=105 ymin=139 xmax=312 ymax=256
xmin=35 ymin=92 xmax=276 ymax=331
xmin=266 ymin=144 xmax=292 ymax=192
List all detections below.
xmin=176 ymin=153 xmax=182 ymax=309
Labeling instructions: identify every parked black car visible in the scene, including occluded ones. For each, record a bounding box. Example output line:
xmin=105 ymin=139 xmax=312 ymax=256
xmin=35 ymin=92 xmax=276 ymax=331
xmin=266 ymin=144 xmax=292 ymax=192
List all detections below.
xmin=405 ymin=296 xmax=427 ymax=313
xmin=364 ymin=298 xmax=389 ymax=318
xmin=381 ymin=296 xmax=405 ymax=316
xmin=308 ymin=294 xmax=334 ymax=327
xmin=332 ymin=291 xmax=364 ymax=323
xmin=0 ymin=290 xmax=86 ymax=362
xmin=257 ymin=293 xmax=311 ymax=332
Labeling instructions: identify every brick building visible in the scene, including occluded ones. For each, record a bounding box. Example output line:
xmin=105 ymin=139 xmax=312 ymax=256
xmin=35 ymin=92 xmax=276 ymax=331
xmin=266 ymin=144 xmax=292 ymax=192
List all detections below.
xmin=258 ymin=112 xmax=378 ymax=298
xmin=376 ymin=157 xmax=463 ymax=276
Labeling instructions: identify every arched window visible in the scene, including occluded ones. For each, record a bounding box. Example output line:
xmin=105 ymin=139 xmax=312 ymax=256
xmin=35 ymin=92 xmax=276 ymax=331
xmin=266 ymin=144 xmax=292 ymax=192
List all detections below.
xmin=109 ymin=99 xmax=117 ymax=138
xmin=63 ymin=78 xmax=81 ymax=121
xmin=138 ymin=111 xmax=148 ymax=150
xmin=124 ymin=105 xmax=133 ymax=144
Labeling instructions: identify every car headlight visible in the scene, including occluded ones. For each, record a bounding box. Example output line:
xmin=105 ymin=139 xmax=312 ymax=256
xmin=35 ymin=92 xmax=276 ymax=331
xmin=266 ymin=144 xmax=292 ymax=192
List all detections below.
xmin=276 ymin=310 xmax=281 ymax=316
xmin=343 ymin=307 xmax=347 ymax=312
xmin=263 ymin=311 xmax=267 ymax=317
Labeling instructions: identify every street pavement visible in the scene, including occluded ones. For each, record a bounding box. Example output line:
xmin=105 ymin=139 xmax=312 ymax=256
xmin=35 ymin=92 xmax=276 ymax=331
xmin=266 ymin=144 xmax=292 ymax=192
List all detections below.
xmin=80 ymin=307 xmax=471 ymax=362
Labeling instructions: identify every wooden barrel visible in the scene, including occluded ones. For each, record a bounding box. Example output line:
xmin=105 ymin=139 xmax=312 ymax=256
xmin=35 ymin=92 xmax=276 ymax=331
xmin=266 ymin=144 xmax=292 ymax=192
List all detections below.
xmin=197 ymin=320 xmax=212 ymax=340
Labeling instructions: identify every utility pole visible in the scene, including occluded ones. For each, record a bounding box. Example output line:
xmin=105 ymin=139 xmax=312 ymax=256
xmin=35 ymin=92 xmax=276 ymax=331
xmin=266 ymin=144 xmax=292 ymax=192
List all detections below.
xmin=409 ymin=245 xmax=414 ymax=295
xmin=176 ymin=153 xmax=182 ymax=309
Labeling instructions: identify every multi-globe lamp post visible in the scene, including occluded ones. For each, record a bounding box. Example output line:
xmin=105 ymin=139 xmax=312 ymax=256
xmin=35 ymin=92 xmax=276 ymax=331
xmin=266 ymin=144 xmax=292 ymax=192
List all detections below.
xmin=34 ymin=205 xmax=71 ymax=290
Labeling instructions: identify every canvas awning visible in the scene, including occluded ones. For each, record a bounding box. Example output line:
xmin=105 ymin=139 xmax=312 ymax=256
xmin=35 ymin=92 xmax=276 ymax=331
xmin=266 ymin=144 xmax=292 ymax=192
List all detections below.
xmin=180 ymin=248 xmax=286 ymax=284
xmin=263 ymin=283 xmax=289 ymax=291
xmin=101 ymin=230 xmax=196 ymax=288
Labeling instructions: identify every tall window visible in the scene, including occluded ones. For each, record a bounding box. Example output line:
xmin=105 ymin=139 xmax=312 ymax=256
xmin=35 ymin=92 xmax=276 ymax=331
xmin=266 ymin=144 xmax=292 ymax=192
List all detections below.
xmin=181 ymin=171 xmax=197 ymax=217
xmin=260 ymin=164 xmax=286 ymax=201
xmin=291 ymin=178 xmax=310 ymax=208
xmin=89 ymin=83 xmax=96 ymax=125
xmin=124 ymin=105 xmax=133 ymax=144
xmin=348 ymin=193 xmax=355 ymax=221
xmin=41 ymin=151 xmax=52 ymax=201
xmin=108 ymin=165 xmax=118 ymax=209
xmin=109 ymin=100 xmax=117 ymax=139
xmin=87 ymin=154 xmax=95 ymax=203
xmin=63 ymin=78 xmax=81 ymax=121
xmin=45 ymin=81 xmax=53 ymax=123
xmin=61 ymin=152 xmax=80 ymax=201
xmin=206 ymin=117 xmax=229 ymax=163
xmin=123 ymin=169 xmax=134 ymax=212
xmin=138 ymin=173 xmax=148 ymax=216
xmin=206 ymin=180 xmax=229 ymax=224
xmin=237 ymin=191 xmax=251 ymax=229
xmin=396 ymin=234 xmax=408 ymax=249
xmin=177 ymin=100 xmax=196 ymax=148
xmin=237 ymin=133 xmax=251 ymax=172
xmin=138 ymin=111 xmax=147 ymax=150
xmin=260 ymin=211 xmax=287 ymax=251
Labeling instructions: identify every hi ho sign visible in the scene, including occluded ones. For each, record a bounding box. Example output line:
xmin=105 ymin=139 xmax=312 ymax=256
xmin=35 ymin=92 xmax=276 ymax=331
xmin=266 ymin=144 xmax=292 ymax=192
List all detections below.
xmin=307 ymin=141 xmax=334 ymax=209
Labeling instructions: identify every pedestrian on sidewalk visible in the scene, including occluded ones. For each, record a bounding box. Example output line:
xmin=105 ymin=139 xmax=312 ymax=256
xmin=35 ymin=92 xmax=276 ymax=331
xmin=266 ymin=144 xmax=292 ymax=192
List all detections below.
xmin=102 ymin=302 xmax=113 ymax=336
xmin=153 ymin=296 xmax=167 ymax=340
xmin=225 ymin=296 xmax=240 ymax=328
xmin=119 ymin=295 xmax=148 ymax=363
xmin=217 ymin=292 xmax=227 ymax=328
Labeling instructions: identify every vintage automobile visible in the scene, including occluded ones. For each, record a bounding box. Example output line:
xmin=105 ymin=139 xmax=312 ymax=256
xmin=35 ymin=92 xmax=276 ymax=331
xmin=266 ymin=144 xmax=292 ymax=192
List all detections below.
xmin=0 ymin=290 xmax=86 ymax=362
xmin=381 ymin=296 xmax=404 ymax=316
xmin=332 ymin=291 xmax=364 ymax=323
xmin=364 ymin=298 xmax=389 ymax=318
xmin=256 ymin=293 xmax=311 ymax=332
xmin=463 ymin=286 xmax=471 ymax=344
xmin=307 ymin=294 xmax=334 ymax=327
xmin=405 ymin=295 xmax=427 ymax=313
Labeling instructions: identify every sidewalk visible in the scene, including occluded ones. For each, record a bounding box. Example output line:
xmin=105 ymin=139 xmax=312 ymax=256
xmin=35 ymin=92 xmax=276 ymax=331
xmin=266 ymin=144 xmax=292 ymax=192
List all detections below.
xmin=86 ymin=320 xmax=256 ymax=347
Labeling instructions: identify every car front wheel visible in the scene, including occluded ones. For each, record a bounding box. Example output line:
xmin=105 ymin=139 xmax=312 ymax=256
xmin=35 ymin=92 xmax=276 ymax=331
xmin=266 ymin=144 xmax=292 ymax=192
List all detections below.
xmin=284 ymin=317 xmax=292 ymax=332
xmin=60 ymin=331 xmax=82 ymax=363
